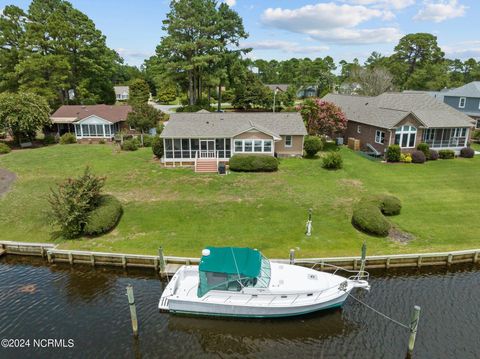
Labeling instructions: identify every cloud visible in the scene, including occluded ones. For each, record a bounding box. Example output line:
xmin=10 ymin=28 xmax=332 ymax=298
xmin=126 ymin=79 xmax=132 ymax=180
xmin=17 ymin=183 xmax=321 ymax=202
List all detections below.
xmin=241 ymin=40 xmax=329 ymax=53
xmin=116 ymin=48 xmax=153 ymax=59
xmin=224 ymin=0 xmax=236 ymax=6
xmin=442 ymin=41 xmax=480 ymax=59
xmin=414 ymin=0 xmax=466 ymax=23
xmin=341 ymin=0 xmax=416 ymax=10
xmin=261 ymin=2 xmax=402 ymax=44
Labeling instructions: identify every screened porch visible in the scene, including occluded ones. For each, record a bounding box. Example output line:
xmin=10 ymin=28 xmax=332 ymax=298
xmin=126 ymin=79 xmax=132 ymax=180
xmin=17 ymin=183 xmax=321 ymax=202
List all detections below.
xmin=422 ymin=127 xmax=469 ymax=148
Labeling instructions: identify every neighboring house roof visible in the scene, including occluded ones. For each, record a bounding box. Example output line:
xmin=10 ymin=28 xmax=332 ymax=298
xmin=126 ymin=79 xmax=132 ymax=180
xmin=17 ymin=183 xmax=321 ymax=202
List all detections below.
xmin=323 ymin=92 xmax=473 ymax=129
xmin=51 ymin=105 xmax=132 ymax=124
xmin=442 ymin=81 xmax=480 ymax=98
xmin=265 ymin=84 xmax=289 ymax=92
xmin=402 ymin=90 xmax=447 ymax=102
xmin=161 ymin=112 xmax=307 ymax=138
xmin=114 ymin=86 xmax=129 ymax=96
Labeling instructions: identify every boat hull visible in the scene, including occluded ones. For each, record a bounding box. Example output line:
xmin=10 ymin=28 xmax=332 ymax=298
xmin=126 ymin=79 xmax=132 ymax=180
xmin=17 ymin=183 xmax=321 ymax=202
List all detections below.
xmin=164 ymin=290 xmax=350 ymax=318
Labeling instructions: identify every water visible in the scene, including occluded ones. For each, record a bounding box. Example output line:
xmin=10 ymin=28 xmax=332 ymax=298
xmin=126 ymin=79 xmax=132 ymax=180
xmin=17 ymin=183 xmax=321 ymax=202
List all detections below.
xmin=0 ymin=256 xmax=479 ymax=359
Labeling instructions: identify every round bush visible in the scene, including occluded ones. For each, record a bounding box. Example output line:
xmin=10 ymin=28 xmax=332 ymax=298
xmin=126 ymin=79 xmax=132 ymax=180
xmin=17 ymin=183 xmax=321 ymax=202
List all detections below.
xmin=303 ymin=136 xmax=324 ymax=157
xmin=416 ymin=143 xmax=430 ymax=159
xmin=121 ymin=139 xmax=139 ymax=151
xmin=229 ymin=155 xmax=278 ymax=172
xmin=377 ymin=195 xmax=402 ymax=216
xmin=152 ymin=136 xmax=163 ymax=158
xmin=411 ymin=150 xmax=426 ymax=164
xmin=460 ymin=147 xmax=475 ymax=158
xmin=429 ymin=149 xmax=439 ymax=160
xmin=439 ymin=149 xmax=455 ymax=159
xmin=352 ymin=204 xmax=391 ymax=237
xmin=322 ymin=151 xmax=343 ymax=170
xmin=0 ymin=143 xmax=11 ymax=154
xmin=386 ymin=144 xmax=401 ymax=162
xmin=84 ymin=195 xmax=123 ymax=236
xmin=59 ymin=132 xmax=76 ymax=144
xmin=43 ymin=134 xmax=57 ymax=145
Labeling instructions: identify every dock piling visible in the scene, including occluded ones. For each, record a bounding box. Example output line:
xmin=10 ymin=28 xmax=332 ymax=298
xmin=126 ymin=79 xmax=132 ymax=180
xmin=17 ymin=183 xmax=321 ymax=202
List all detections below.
xmin=407 ymin=305 xmax=421 ymax=356
xmin=158 ymin=247 xmax=166 ymax=274
xmin=126 ymin=284 xmax=138 ymax=337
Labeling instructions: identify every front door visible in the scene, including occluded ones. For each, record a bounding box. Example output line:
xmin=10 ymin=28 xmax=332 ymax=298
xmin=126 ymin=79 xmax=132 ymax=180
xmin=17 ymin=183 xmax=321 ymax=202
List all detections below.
xmin=200 ymin=140 xmax=215 ymax=158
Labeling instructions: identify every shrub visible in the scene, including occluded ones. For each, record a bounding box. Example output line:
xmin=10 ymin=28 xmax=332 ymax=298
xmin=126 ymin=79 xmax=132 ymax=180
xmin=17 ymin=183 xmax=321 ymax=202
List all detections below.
xmin=59 ymin=132 xmax=76 ymax=144
xmin=0 ymin=142 xmax=11 ymax=154
xmin=429 ymin=149 xmax=439 ymax=160
xmin=152 ymin=136 xmax=164 ymax=158
xmin=386 ymin=144 xmax=401 ymax=162
xmin=375 ymin=194 xmax=402 ymax=216
xmin=303 ymin=135 xmax=324 ymax=157
xmin=229 ymin=155 xmax=278 ymax=172
xmin=411 ymin=150 xmax=426 ymax=164
xmin=98 ymin=139 xmax=105 ymax=144
xmin=142 ymin=134 xmax=153 ymax=147
xmin=43 ymin=134 xmax=57 ymax=145
xmin=439 ymin=149 xmax=455 ymax=159
xmin=121 ymin=139 xmax=139 ymax=151
xmin=84 ymin=195 xmax=123 ymax=236
xmin=352 ymin=204 xmax=391 ymax=237
xmin=472 ymin=130 xmax=480 ymax=140
xmin=416 ymin=143 xmax=430 ymax=159
xmin=47 ymin=167 xmax=105 ymax=238
xmin=400 ymin=153 xmax=412 ymax=163
xmin=322 ymin=151 xmax=343 ymax=170
xmin=460 ymin=147 xmax=475 ymax=158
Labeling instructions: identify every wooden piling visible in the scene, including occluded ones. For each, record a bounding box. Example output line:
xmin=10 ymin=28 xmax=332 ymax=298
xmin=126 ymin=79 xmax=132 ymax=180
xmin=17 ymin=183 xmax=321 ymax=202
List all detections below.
xmin=289 ymin=249 xmax=295 ymax=265
xmin=126 ymin=285 xmax=138 ymax=337
xmin=408 ymin=305 xmax=421 ymax=356
xmin=473 ymin=252 xmax=479 ymax=263
xmin=122 ymin=256 xmax=127 ymax=269
xmin=68 ymin=252 xmax=73 ymax=265
xmin=158 ymin=247 xmax=166 ymax=274
xmin=359 ymin=242 xmax=367 ymax=276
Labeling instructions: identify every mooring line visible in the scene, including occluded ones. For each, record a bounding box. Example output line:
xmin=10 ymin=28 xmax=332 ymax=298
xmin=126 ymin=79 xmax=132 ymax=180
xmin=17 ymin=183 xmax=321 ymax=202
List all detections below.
xmin=348 ymin=293 xmax=410 ymax=330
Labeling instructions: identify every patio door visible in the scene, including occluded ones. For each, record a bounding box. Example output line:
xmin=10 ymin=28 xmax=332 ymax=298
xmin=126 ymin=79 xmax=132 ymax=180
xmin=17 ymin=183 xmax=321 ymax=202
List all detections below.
xmin=199 ymin=139 xmax=215 ymax=158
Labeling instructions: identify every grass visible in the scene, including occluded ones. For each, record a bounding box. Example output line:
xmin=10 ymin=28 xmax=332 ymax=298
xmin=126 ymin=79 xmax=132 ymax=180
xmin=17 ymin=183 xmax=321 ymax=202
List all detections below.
xmin=0 ymin=144 xmax=479 ymax=259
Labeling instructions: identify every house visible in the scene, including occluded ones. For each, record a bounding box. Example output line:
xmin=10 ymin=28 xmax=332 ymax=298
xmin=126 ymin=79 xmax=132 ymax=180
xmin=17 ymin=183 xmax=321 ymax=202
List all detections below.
xmin=297 ymin=85 xmax=317 ymax=98
xmin=323 ymin=92 xmax=474 ymax=155
xmin=114 ymin=86 xmax=129 ymax=101
xmin=50 ymin=104 xmax=133 ymax=141
xmin=440 ymin=82 xmax=480 ymax=129
xmin=265 ymin=84 xmax=290 ymax=93
xmin=160 ymin=112 xmax=307 ymax=168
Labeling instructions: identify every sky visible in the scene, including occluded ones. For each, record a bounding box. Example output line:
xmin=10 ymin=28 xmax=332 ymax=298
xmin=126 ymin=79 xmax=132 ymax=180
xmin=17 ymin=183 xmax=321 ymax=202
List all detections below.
xmin=2 ymin=0 xmax=480 ymax=67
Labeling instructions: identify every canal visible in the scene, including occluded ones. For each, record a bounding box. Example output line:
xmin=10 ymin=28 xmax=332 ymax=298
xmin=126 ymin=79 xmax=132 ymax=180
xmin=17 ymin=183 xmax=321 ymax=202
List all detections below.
xmin=0 ymin=255 xmax=479 ymax=358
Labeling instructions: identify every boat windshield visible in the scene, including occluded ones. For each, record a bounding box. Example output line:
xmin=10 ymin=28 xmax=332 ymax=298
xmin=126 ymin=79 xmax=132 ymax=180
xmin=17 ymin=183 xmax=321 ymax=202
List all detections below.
xmin=197 ymin=248 xmax=271 ymax=297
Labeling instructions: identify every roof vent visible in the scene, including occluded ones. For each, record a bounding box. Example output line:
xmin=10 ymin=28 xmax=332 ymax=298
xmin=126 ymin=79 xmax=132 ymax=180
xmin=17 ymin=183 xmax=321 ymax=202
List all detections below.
xmin=206 ymin=121 xmax=209 ymax=124
xmin=365 ymin=102 xmax=369 ymax=106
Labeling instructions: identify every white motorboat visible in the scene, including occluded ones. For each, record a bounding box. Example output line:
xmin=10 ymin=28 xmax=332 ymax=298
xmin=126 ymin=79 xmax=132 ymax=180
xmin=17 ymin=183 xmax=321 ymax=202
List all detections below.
xmin=159 ymin=247 xmax=369 ymax=318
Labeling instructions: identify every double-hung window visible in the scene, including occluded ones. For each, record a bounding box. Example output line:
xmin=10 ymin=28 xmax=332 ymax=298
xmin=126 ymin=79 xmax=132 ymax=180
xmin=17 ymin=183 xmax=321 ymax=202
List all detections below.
xmin=285 ymin=135 xmax=292 ymax=147
xmin=458 ymin=97 xmax=466 ymax=108
xmin=375 ymin=130 xmax=385 ymax=144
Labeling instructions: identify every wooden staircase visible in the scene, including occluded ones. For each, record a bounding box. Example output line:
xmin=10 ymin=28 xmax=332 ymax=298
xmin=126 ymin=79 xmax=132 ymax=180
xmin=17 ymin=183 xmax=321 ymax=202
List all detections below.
xmin=195 ymin=159 xmax=218 ymax=173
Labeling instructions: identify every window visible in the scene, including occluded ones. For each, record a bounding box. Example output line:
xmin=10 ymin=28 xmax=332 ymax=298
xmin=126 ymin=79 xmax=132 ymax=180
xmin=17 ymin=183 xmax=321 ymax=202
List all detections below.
xmin=104 ymin=125 xmax=111 ymax=136
xmin=285 ymin=135 xmax=292 ymax=147
xmin=234 ymin=140 xmax=243 ymax=152
xmin=263 ymin=140 xmax=272 ymax=152
xmin=477 ymin=119 xmax=480 ymax=129
xmin=75 ymin=124 xmax=81 ymax=137
xmin=453 ymin=128 xmax=467 ymax=137
xmin=81 ymin=124 xmax=89 ymax=136
xmin=244 ymin=140 xmax=253 ymax=152
xmin=129 ymin=125 xmax=135 ymax=131
xmin=357 ymin=125 xmax=361 ymax=134
xmin=165 ymin=139 xmax=173 ymax=158
xmin=458 ymin=97 xmax=466 ymax=108
xmin=375 ymin=130 xmax=385 ymax=144
xmin=254 ymin=140 xmax=262 ymax=152
xmin=423 ymin=128 xmax=435 ymax=142
xmin=394 ymin=125 xmax=417 ymax=148
xmin=181 ymin=139 xmax=190 ymax=158
xmin=173 ymin=139 xmax=181 ymax=158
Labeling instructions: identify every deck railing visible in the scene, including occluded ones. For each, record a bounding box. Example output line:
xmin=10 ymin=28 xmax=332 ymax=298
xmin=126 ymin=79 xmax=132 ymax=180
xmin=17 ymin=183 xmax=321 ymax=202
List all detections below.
xmin=198 ymin=150 xmax=216 ymax=158
xmin=423 ymin=137 xmax=467 ymax=148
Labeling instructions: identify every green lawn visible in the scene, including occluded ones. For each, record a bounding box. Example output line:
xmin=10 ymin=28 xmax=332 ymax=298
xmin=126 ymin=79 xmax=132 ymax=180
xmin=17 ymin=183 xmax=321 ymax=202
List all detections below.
xmin=0 ymin=144 xmax=479 ymax=258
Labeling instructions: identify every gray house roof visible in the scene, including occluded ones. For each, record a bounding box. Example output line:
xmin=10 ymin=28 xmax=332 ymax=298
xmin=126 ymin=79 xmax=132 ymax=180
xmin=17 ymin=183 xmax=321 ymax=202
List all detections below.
xmin=442 ymin=81 xmax=480 ymax=98
xmin=161 ymin=112 xmax=307 ymax=138
xmin=323 ymin=92 xmax=473 ymax=129
xmin=265 ymin=84 xmax=290 ymax=92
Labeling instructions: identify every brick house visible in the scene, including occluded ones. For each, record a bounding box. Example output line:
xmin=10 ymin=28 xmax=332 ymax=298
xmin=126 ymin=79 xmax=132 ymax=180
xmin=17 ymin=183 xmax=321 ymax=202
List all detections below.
xmin=50 ymin=104 xmax=135 ymax=141
xmin=324 ymin=92 xmax=474 ymax=155
xmin=160 ymin=112 xmax=307 ymax=170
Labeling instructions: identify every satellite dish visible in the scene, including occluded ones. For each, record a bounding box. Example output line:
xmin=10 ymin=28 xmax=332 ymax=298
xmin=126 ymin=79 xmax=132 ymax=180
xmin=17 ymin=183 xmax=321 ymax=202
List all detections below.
xmin=202 ymin=249 xmax=211 ymax=256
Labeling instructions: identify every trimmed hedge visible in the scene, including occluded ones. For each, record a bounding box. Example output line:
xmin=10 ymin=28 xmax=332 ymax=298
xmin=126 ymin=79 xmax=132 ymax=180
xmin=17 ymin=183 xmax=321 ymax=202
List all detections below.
xmin=229 ymin=154 xmax=278 ymax=172
xmin=0 ymin=143 xmax=11 ymax=154
xmin=59 ymin=132 xmax=76 ymax=144
xmin=322 ymin=151 xmax=343 ymax=170
xmin=352 ymin=194 xmax=402 ymax=237
xmin=439 ymin=149 xmax=455 ymax=159
xmin=386 ymin=144 xmax=401 ymax=162
xmin=152 ymin=136 xmax=163 ymax=158
xmin=411 ymin=150 xmax=426 ymax=164
xmin=460 ymin=147 xmax=475 ymax=158
xmin=84 ymin=195 xmax=123 ymax=236
xmin=429 ymin=149 xmax=439 ymax=160
xmin=303 ymin=136 xmax=324 ymax=157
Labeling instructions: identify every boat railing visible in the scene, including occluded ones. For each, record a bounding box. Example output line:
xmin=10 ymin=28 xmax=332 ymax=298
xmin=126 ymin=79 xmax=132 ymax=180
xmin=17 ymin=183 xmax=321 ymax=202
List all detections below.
xmin=311 ymin=262 xmax=370 ymax=281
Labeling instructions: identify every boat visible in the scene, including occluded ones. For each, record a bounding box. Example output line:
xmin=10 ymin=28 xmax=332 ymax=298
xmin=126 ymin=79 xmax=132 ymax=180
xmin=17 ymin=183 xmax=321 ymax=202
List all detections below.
xmin=159 ymin=247 xmax=370 ymax=318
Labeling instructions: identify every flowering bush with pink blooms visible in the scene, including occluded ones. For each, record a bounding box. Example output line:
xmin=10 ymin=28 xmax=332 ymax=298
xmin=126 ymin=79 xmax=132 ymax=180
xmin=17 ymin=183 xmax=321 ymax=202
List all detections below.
xmin=297 ymin=99 xmax=348 ymax=137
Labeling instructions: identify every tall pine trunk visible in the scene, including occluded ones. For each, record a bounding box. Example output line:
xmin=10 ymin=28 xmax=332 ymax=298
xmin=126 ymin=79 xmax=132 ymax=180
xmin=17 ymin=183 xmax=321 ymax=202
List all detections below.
xmin=217 ymin=83 xmax=222 ymax=112
xmin=189 ymin=71 xmax=194 ymax=106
